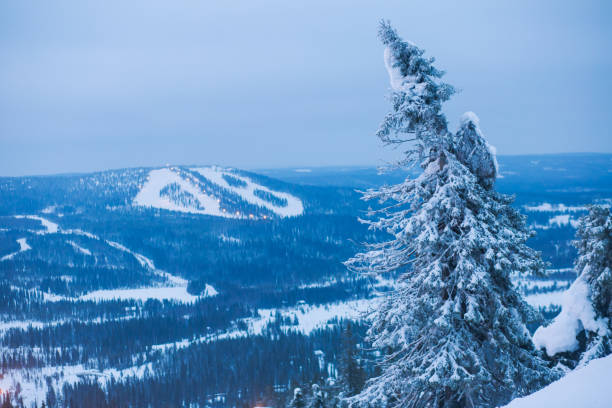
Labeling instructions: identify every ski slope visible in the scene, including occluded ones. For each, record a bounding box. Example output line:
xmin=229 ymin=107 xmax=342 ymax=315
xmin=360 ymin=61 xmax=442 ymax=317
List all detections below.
xmin=133 ymin=166 xmax=303 ymax=218
xmin=7 ymin=214 xmax=216 ymax=303
xmin=0 ymin=237 xmax=31 ymax=261
xmin=193 ymin=166 xmax=303 ymax=217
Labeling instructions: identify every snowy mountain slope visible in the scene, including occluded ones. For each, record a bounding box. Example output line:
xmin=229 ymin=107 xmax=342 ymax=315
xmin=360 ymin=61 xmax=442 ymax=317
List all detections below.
xmin=502 ymin=354 xmax=612 ymax=408
xmin=134 ymin=166 xmax=303 ymax=218
xmin=134 ymin=168 xmax=226 ymax=216
xmin=0 ymin=214 xmax=217 ymax=302
xmin=193 ymin=166 xmax=303 ymax=217
xmin=0 ymin=237 xmax=31 ymax=261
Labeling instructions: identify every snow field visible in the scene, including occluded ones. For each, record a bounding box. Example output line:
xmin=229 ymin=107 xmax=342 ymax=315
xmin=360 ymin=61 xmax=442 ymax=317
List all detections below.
xmin=502 ymin=354 xmax=612 ymax=408
xmin=0 ymin=237 xmax=31 ymax=261
xmin=133 ymin=166 xmax=303 ymax=218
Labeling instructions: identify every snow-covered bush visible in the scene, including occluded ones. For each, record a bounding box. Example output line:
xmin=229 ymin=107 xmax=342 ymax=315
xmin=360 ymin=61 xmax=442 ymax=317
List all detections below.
xmin=533 ymin=205 xmax=611 ymax=367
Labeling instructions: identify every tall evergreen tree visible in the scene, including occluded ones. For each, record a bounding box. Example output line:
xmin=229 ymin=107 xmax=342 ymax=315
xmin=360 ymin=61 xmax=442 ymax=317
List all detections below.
xmin=534 ymin=205 xmax=611 ymax=367
xmin=339 ymin=322 xmax=365 ymax=397
xmin=345 ymin=21 xmax=556 ymax=408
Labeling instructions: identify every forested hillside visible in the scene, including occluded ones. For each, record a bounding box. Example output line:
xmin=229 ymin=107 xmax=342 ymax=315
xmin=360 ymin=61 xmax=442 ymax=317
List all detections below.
xmin=0 ymin=157 xmax=610 ymax=407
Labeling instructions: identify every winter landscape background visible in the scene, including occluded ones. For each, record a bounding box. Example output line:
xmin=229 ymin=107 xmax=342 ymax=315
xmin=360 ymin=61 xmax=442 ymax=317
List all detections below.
xmin=1 ymin=1 xmax=611 ymax=407
xmin=0 ymin=153 xmax=610 ymax=406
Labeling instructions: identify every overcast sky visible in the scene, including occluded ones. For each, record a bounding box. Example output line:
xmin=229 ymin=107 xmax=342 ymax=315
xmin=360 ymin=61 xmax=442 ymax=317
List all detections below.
xmin=1 ymin=1 xmax=611 ymax=176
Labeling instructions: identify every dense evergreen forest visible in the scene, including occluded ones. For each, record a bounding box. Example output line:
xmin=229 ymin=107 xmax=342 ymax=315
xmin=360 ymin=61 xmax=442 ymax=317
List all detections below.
xmin=0 ymin=157 xmax=610 ymax=407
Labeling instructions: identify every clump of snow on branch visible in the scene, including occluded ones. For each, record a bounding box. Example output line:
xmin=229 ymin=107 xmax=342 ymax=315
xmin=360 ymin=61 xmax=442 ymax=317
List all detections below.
xmin=453 ymin=112 xmax=498 ymax=189
xmin=533 ymin=205 xmax=612 ymax=366
xmin=533 ymin=275 xmax=608 ymax=356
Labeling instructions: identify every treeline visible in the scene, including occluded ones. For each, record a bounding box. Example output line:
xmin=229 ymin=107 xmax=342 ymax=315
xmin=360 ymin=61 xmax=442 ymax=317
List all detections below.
xmin=57 ymin=321 xmax=376 ymax=408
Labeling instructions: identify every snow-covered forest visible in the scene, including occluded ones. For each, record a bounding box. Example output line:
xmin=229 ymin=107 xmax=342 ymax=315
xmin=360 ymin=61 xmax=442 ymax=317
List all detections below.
xmin=1 ymin=6 xmax=611 ymax=408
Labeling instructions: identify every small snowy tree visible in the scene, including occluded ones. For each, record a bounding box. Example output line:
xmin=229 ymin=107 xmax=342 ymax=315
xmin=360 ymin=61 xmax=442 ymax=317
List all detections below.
xmin=345 ymin=21 xmax=556 ymax=408
xmin=289 ymin=387 xmax=307 ymax=408
xmin=533 ymin=205 xmax=611 ymax=366
xmin=310 ymin=384 xmax=326 ymax=408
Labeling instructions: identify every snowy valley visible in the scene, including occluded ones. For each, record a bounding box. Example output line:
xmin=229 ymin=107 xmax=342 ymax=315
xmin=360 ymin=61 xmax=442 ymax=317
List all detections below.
xmin=0 ymin=155 xmax=610 ymax=407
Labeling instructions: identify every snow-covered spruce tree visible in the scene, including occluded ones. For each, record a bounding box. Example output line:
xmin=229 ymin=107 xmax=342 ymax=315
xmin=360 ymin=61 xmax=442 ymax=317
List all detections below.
xmin=310 ymin=384 xmax=326 ymax=408
xmin=533 ymin=205 xmax=611 ymax=367
xmin=289 ymin=388 xmax=307 ymax=408
xmin=345 ymin=21 xmax=556 ymax=408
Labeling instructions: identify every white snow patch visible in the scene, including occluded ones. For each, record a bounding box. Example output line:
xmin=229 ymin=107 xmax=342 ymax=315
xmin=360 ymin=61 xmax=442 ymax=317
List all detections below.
xmin=533 ymin=275 xmax=609 ymax=356
xmin=533 ymin=214 xmax=581 ymax=230
xmin=41 ymin=205 xmax=56 ymax=214
xmin=0 ymin=238 xmax=31 ymax=261
xmin=0 ymin=362 xmax=154 ymax=408
xmin=78 ymin=287 xmax=200 ymax=303
xmin=106 ymin=240 xmax=155 ymax=270
xmin=524 ymin=203 xmax=587 ymax=213
xmin=251 ymin=298 xmax=377 ymax=336
xmin=193 ymin=166 xmax=303 ymax=218
xmin=202 ymin=284 xmax=218 ymax=297
xmin=549 ymin=214 xmax=580 ymax=228
xmin=460 ymin=111 xmax=480 ymax=127
xmin=384 ymin=46 xmax=407 ymax=91
xmin=63 ymin=228 xmax=99 ymax=239
xmin=502 ymin=354 xmax=612 ymax=408
xmin=220 ymin=234 xmax=241 ymax=244
xmin=133 ymin=167 xmax=226 ymax=217
xmin=67 ymin=240 xmax=92 ymax=256
xmin=14 ymin=214 xmax=59 ymax=233
xmin=0 ymin=320 xmax=45 ymax=333
xmin=525 ymin=290 xmax=566 ymax=309
xmin=133 ymin=166 xmax=303 ymax=218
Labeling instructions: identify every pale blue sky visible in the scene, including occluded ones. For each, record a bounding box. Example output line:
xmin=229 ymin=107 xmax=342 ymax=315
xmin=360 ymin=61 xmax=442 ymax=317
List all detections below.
xmin=1 ymin=1 xmax=611 ymax=176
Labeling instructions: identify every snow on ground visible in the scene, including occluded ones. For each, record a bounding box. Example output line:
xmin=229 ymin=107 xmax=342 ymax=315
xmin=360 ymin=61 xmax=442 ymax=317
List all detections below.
xmin=193 ymin=166 xmax=303 ymax=217
xmin=523 ymin=203 xmax=587 ymax=213
xmin=0 ymin=361 xmax=154 ymax=408
xmin=134 ymin=166 xmax=303 ymax=217
xmin=78 ymin=286 xmax=202 ymax=303
xmin=220 ymin=234 xmax=241 ymax=244
xmin=41 ymin=205 xmax=56 ymax=214
xmin=0 ymin=237 xmax=31 ymax=261
xmin=66 ymin=240 xmax=92 ymax=256
xmin=106 ymin=239 xmax=155 ymax=269
xmin=148 ymin=298 xmax=378 ymax=353
xmin=533 ymin=275 xmax=609 ymax=356
xmin=502 ymin=354 xmax=612 ymax=408
xmin=524 ymin=291 xmax=565 ymax=309
xmin=548 ymin=214 xmax=580 ymax=228
xmin=518 ymin=279 xmax=569 ymax=291
xmin=14 ymin=214 xmax=59 ymax=233
xmin=253 ymin=298 xmax=376 ymax=334
xmin=0 ymin=320 xmax=45 ymax=333
xmin=533 ymin=214 xmax=581 ymax=230
xmin=202 ymin=284 xmax=218 ymax=297
xmin=133 ymin=167 xmax=226 ymax=216
xmin=0 ymin=297 xmax=378 ymax=403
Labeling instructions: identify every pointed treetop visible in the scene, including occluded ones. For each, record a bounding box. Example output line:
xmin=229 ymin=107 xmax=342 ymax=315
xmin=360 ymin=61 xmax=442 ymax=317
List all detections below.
xmin=375 ymin=20 xmax=455 ymax=156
